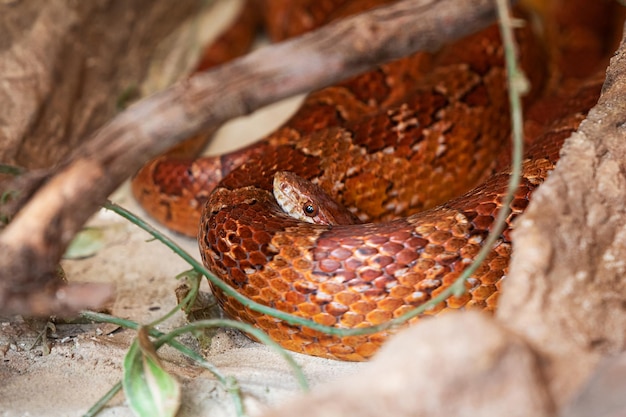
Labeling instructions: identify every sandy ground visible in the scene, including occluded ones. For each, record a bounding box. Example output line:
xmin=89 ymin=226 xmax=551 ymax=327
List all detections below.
xmin=0 ymin=92 xmax=364 ymax=416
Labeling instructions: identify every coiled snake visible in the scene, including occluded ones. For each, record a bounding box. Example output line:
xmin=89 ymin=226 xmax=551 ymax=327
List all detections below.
xmin=132 ymin=0 xmax=615 ymax=360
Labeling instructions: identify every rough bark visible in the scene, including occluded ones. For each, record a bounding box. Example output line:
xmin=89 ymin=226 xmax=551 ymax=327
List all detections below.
xmin=0 ymin=0 xmax=202 ymax=315
xmin=0 ymin=0 xmax=201 ymax=169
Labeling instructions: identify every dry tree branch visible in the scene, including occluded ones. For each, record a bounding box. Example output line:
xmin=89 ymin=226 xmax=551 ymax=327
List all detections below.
xmin=0 ymin=0 xmax=500 ymax=315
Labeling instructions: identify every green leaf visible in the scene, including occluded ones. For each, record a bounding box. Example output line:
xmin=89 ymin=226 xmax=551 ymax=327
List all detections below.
xmin=63 ymin=227 xmax=105 ymax=259
xmin=123 ymin=329 xmax=181 ymax=417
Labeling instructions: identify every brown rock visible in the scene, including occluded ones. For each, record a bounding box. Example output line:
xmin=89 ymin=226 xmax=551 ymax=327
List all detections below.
xmin=497 ymin=34 xmax=626 ymax=407
xmin=262 ymin=312 xmax=553 ymax=417
xmin=561 ymin=353 xmax=626 ymax=417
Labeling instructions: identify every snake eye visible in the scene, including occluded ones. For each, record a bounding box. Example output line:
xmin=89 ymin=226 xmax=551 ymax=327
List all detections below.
xmin=303 ymin=202 xmax=318 ymax=217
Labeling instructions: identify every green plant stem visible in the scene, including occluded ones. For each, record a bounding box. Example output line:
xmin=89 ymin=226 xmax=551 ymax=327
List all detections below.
xmin=146 ymin=270 xmax=202 ymax=328
xmin=153 ymin=319 xmax=309 ymax=391
xmin=82 ymin=382 xmax=123 ymax=417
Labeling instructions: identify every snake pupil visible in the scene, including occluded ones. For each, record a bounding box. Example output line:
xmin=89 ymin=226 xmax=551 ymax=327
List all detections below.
xmin=304 ymin=203 xmax=317 ymax=217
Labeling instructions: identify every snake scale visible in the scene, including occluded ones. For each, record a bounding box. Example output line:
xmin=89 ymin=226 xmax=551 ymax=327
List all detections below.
xmin=132 ymin=0 xmax=617 ymax=360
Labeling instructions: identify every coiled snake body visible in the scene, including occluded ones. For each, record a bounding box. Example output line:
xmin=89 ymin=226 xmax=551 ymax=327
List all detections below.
xmin=133 ymin=1 xmax=612 ymax=360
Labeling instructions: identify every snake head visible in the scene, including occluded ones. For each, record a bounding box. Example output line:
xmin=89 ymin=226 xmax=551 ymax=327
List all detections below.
xmin=272 ymin=171 xmax=360 ymax=226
